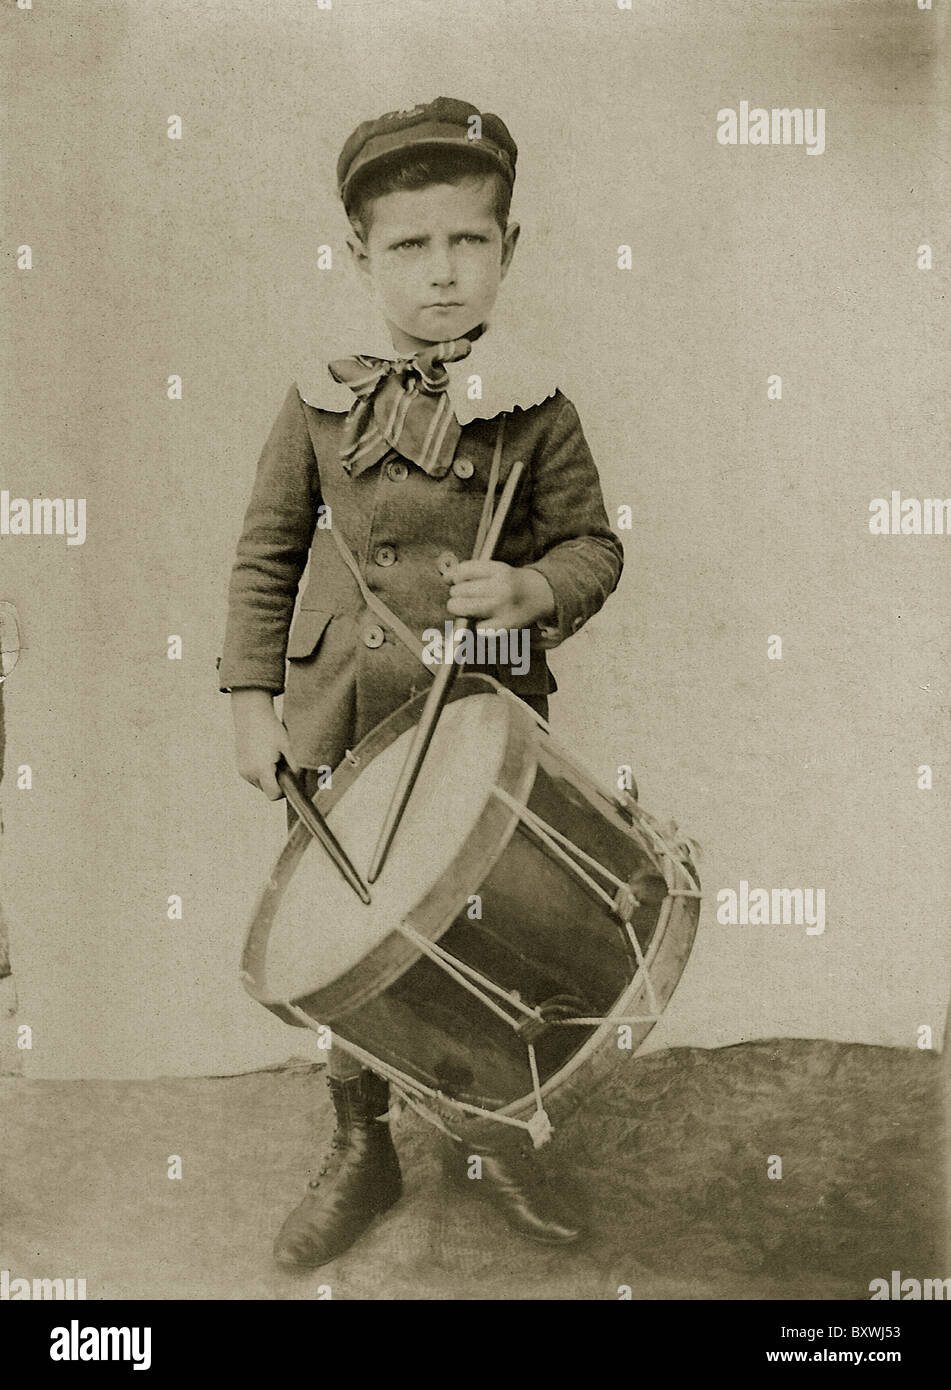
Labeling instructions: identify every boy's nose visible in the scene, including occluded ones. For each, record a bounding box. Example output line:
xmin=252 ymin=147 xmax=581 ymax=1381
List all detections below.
xmin=428 ymin=247 xmax=457 ymax=285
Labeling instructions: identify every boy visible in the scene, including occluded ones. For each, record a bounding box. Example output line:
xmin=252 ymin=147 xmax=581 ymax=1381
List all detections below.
xmin=218 ymin=97 xmax=624 ymax=1268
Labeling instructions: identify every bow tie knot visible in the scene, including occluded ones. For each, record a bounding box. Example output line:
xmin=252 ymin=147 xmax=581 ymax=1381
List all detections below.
xmin=328 ymin=337 xmax=475 ymax=477
xmin=333 ymin=338 xmax=472 ymax=398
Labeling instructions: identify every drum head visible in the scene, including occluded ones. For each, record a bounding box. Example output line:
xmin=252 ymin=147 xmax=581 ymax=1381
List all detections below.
xmin=260 ymin=691 xmax=512 ymax=1001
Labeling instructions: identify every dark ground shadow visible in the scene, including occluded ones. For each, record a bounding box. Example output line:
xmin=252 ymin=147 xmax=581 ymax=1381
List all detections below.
xmin=0 ymin=1039 xmax=944 ymax=1300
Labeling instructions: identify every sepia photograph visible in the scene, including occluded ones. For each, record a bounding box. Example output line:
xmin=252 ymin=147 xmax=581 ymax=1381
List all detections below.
xmin=1 ymin=0 xmax=948 ymax=1347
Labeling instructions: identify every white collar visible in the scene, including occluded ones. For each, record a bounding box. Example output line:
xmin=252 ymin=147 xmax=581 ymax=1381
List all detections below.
xmin=295 ymin=311 xmax=564 ymax=424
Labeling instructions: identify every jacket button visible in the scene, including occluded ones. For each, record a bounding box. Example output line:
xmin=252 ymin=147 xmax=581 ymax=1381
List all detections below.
xmin=386 ymin=459 xmax=408 ymax=482
xmin=363 ymin=625 xmax=385 ymax=649
xmin=374 ymin=545 xmax=397 ymax=567
xmin=452 ymin=457 xmax=474 ymax=479
xmin=436 ymin=550 xmax=459 ymax=578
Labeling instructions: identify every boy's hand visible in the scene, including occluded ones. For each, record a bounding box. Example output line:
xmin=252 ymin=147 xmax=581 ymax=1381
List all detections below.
xmin=446 ymin=560 xmax=556 ymax=631
xmin=231 ymin=689 xmax=300 ymax=800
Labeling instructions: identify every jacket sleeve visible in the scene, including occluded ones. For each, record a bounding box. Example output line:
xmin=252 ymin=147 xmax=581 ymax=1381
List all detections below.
xmin=217 ymin=383 xmax=321 ymax=693
xmin=524 ymin=392 xmax=624 ymax=647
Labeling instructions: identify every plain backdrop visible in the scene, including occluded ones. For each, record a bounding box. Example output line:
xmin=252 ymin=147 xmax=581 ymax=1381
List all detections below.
xmin=1 ymin=0 xmax=948 ymax=1078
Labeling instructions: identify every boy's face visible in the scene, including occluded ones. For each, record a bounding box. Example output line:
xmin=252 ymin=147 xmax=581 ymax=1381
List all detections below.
xmin=348 ymin=175 xmax=519 ymax=354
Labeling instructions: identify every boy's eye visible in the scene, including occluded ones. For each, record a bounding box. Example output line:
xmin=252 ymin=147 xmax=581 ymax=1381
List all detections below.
xmin=391 ymin=235 xmax=487 ymax=250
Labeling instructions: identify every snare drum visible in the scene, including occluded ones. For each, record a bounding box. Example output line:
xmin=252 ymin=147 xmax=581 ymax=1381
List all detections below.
xmin=242 ymin=675 xmax=700 ymax=1141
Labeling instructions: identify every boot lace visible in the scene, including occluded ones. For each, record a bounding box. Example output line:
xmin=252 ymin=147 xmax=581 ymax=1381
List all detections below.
xmin=307 ymin=1130 xmax=348 ymax=1189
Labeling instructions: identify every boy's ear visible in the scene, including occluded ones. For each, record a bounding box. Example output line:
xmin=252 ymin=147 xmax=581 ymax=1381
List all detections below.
xmin=500 ymin=221 xmax=520 ymax=279
xmin=346 ymin=233 xmax=371 ymax=278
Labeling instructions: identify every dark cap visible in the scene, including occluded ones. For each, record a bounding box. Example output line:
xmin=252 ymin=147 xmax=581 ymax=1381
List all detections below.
xmin=337 ymin=96 xmax=517 ymax=203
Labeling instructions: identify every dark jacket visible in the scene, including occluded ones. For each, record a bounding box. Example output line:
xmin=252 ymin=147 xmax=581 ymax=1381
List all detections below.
xmin=218 ymin=381 xmax=623 ymax=769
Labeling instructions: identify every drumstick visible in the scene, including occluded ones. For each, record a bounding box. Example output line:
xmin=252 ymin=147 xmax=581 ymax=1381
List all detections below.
xmin=367 ymin=457 xmax=527 ymax=884
xmin=277 ymin=758 xmax=372 ymax=905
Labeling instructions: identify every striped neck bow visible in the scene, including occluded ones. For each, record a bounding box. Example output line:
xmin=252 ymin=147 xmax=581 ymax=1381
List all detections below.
xmin=328 ymin=337 xmax=474 ymax=477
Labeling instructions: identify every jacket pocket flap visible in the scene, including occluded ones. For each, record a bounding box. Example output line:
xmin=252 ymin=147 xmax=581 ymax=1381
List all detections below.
xmin=286 ymin=608 xmax=333 ymax=660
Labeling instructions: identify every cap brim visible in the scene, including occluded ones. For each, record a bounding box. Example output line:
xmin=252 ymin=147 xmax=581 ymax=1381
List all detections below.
xmin=341 ymin=131 xmax=513 ymax=202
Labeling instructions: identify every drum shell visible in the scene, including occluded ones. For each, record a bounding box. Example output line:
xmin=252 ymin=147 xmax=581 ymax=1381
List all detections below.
xmin=242 ymin=677 xmax=700 ymax=1118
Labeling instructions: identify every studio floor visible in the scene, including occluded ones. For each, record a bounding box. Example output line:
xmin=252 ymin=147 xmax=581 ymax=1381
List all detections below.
xmin=1 ymin=1039 xmax=944 ymax=1301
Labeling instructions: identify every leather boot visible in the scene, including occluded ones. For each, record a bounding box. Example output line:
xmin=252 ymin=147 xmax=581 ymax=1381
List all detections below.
xmin=443 ymin=1123 xmax=585 ymax=1245
xmin=273 ymin=1070 xmax=402 ymax=1268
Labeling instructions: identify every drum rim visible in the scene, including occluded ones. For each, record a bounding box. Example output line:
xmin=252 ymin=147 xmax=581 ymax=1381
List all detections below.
xmin=241 ymin=674 xmax=539 ymax=1016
